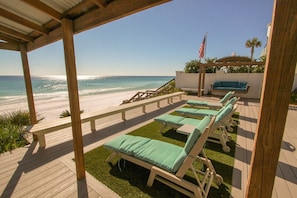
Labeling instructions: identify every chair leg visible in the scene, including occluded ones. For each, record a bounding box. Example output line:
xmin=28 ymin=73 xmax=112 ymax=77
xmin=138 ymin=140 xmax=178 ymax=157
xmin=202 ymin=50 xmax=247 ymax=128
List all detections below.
xmin=147 ymin=168 xmax=157 ymax=187
xmin=105 ymin=152 xmax=118 ymax=162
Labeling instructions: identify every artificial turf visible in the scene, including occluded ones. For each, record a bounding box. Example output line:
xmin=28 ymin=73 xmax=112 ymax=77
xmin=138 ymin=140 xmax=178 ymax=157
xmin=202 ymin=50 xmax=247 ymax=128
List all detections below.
xmin=84 ymin=113 xmax=239 ymax=198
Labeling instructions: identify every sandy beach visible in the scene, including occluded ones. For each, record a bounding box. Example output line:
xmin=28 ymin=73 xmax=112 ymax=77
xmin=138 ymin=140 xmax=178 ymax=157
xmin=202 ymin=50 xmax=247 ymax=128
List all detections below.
xmin=0 ymin=90 xmax=139 ymax=122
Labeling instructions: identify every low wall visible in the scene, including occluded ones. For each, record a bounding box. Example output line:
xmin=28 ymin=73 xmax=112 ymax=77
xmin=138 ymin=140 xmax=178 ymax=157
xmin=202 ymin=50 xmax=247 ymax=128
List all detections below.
xmin=176 ymin=71 xmax=297 ymax=99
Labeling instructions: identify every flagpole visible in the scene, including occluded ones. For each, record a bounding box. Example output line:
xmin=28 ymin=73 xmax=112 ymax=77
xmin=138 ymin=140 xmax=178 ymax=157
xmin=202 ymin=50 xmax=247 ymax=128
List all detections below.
xmin=198 ymin=33 xmax=207 ymax=96
xmin=203 ymin=32 xmax=208 ymax=63
xmin=202 ymin=33 xmax=207 ymax=95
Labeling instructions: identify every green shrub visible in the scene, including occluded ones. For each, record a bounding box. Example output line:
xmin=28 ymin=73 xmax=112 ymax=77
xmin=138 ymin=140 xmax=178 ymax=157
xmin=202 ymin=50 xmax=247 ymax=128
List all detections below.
xmin=0 ymin=124 xmax=28 ymax=153
xmin=0 ymin=110 xmax=31 ymax=127
xmin=291 ymin=88 xmax=297 ymax=104
xmin=0 ymin=110 xmax=30 ymax=153
xmin=59 ymin=109 xmax=84 ymax=118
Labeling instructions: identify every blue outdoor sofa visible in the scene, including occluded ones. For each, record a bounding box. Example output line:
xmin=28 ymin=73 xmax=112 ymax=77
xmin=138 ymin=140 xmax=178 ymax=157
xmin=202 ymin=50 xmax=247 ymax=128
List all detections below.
xmin=211 ymin=81 xmax=249 ymax=93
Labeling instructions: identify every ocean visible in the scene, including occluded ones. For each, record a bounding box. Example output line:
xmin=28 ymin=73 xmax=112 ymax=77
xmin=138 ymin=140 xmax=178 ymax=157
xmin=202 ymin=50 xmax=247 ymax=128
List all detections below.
xmin=0 ymin=75 xmax=174 ymax=105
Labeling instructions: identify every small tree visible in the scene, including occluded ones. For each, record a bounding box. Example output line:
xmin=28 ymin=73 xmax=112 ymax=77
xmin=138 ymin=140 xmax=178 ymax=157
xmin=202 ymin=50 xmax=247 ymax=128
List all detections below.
xmin=184 ymin=58 xmax=217 ymax=73
xmin=245 ymin=37 xmax=262 ymax=61
xmin=205 ymin=57 xmax=217 ymax=73
xmin=184 ymin=59 xmax=200 ymax=73
xmin=245 ymin=37 xmax=262 ymax=73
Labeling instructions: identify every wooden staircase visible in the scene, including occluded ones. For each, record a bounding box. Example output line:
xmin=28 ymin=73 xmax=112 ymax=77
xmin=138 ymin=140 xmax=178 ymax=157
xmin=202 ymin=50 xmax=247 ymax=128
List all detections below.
xmin=121 ymin=78 xmax=176 ymax=104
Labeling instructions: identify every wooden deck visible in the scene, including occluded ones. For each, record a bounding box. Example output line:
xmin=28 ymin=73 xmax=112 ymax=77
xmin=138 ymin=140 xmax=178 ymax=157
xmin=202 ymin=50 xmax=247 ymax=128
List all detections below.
xmin=1 ymin=96 xmax=297 ymax=197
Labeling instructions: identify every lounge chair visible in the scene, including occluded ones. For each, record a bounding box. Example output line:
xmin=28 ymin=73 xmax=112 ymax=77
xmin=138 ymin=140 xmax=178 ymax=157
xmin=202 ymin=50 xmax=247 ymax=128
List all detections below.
xmin=154 ymin=103 xmax=236 ymax=152
xmin=186 ymin=91 xmax=234 ymax=109
xmin=176 ymin=97 xmax=239 ymax=132
xmin=104 ymin=116 xmax=222 ymax=198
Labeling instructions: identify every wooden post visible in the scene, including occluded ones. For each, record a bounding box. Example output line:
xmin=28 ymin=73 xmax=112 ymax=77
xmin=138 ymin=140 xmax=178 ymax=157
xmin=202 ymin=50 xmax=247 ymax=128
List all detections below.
xmin=198 ymin=64 xmax=202 ymax=97
xmin=19 ymin=44 xmax=37 ymax=126
xmin=62 ymin=18 xmax=85 ymax=179
xmin=202 ymin=66 xmax=206 ymax=95
xmin=246 ymin=1 xmax=297 ymax=197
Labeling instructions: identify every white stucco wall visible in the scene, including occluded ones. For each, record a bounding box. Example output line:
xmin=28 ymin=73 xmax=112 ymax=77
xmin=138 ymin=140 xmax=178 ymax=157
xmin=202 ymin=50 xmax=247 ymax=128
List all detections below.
xmin=176 ymin=71 xmax=297 ymax=99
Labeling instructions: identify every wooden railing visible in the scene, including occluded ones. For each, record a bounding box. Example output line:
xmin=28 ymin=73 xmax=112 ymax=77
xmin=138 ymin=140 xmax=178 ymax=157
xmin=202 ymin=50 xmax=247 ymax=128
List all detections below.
xmin=122 ymin=78 xmax=176 ymax=104
xmin=26 ymin=92 xmax=184 ymax=147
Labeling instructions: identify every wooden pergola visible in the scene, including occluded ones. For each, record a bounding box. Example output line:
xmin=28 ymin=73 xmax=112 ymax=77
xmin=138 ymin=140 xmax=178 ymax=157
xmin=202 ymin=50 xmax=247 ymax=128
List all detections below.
xmin=0 ymin=0 xmax=171 ymax=180
xmin=196 ymin=57 xmax=265 ymax=97
xmin=0 ymin=1 xmax=296 ymax=197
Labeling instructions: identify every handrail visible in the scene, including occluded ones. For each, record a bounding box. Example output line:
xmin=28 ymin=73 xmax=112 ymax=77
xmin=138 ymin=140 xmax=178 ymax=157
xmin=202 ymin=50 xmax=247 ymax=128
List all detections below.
xmin=122 ymin=78 xmax=176 ymax=104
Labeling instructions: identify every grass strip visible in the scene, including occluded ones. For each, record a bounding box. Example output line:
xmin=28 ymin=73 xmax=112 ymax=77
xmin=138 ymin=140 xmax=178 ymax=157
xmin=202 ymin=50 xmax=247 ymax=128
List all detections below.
xmin=85 ymin=113 xmax=238 ymax=198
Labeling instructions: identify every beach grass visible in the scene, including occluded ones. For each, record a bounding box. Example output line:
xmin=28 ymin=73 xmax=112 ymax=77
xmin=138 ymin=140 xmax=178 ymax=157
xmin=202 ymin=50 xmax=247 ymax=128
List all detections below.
xmin=0 ymin=110 xmax=31 ymax=153
xmin=85 ymin=113 xmax=239 ymax=197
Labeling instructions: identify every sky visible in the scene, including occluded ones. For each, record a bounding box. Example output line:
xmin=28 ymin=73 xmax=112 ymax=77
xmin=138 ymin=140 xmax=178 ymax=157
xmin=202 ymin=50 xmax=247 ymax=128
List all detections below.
xmin=0 ymin=0 xmax=274 ymax=77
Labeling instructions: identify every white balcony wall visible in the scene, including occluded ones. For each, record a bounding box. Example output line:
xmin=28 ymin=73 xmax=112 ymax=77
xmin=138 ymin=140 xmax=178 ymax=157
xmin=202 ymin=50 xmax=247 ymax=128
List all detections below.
xmin=176 ymin=71 xmax=297 ymax=99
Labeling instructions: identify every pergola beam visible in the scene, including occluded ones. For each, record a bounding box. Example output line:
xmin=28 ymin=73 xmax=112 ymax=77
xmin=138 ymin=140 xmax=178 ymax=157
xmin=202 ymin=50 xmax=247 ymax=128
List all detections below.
xmin=19 ymin=44 xmax=37 ymax=126
xmin=74 ymin=0 xmax=169 ymax=34
xmin=246 ymin=0 xmax=297 ymax=197
xmin=0 ymin=42 xmax=19 ymax=51
xmin=27 ymin=0 xmax=170 ymax=51
xmin=21 ymin=0 xmax=63 ymax=22
xmin=0 ymin=32 xmax=22 ymax=44
xmin=0 ymin=24 xmax=34 ymax=42
xmin=61 ymin=18 xmax=85 ymax=179
xmin=0 ymin=7 xmax=49 ymax=35
xmin=90 ymin=0 xmax=107 ymax=8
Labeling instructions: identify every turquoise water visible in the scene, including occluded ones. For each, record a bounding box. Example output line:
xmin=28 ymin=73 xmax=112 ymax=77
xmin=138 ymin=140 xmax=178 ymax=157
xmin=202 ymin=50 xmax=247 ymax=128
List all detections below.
xmin=0 ymin=75 xmax=174 ymax=103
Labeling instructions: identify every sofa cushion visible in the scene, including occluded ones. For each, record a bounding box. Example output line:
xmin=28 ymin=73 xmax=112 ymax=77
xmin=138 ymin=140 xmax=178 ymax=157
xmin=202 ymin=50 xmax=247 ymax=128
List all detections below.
xmin=213 ymin=81 xmax=248 ymax=91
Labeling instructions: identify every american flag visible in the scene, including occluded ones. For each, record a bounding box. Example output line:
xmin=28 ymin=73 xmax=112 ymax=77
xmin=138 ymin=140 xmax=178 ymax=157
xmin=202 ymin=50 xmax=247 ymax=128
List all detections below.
xmin=199 ymin=35 xmax=206 ymax=59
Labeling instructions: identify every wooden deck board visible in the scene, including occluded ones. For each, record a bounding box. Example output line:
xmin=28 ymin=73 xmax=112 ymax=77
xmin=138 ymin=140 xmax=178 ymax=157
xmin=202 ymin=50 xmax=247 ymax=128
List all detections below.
xmin=1 ymin=96 xmax=297 ymax=197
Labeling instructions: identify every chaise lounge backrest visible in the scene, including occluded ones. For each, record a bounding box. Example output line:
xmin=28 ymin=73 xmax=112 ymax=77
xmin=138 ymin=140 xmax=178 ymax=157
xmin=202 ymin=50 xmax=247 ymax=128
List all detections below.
xmin=215 ymin=103 xmax=233 ymax=125
xmin=219 ymin=91 xmax=234 ymax=104
xmin=216 ymin=97 xmax=237 ymax=115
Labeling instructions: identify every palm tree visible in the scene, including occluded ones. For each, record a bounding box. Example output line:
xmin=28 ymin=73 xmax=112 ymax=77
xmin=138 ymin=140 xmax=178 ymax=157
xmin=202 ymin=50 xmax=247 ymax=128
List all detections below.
xmin=245 ymin=37 xmax=262 ymax=61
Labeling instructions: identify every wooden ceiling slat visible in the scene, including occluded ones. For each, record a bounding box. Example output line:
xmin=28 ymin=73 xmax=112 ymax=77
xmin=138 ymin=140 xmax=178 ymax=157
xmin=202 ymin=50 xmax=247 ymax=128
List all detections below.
xmin=21 ymin=0 xmax=63 ymax=22
xmin=27 ymin=26 xmax=63 ymax=51
xmin=0 ymin=42 xmax=20 ymax=51
xmin=90 ymin=0 xmax=107 ymax=8
xmin=27 ymin=0 xmax=170 ymax=51
xmin=65 ymin=0 xmax=95 ymax=18
xmin=0 ymin=7 xmax=49 ymax=35
xmin=0 ymin=24 xmax=34 ymax=42
xmin=0 ymin=32 xmax=22 ymax=43
xmin=73 ymin=0 xmax=171 ymax=34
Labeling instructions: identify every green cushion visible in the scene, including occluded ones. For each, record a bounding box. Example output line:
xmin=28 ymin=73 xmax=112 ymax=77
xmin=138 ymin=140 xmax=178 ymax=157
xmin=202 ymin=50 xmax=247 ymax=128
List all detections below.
xmin=219 ymin=91 xmax=233 ymax=104
xmin=104 ymin=117 xmax=212 ymax=173
xmin=176 ymin=107 xmax=199 ymax=115
xmin=195 ymin=109 xmax=218 ymax=116
xmin=186 ymin=100 xmax=208 ymax=106
xmin=179 ymin=118 xmax=202 ymax=126
xmin=133 ymin=139 xmax=186 ymax=173
xmin=183 ymin=116 xmax=210 ymax=154
xmin=154 ymin=114 xmax=184 ymax=125
xmin=104 ymin=135 xmax=151 ymax=155
xmin=224 ymin=97 xmax=237 ymax=106
xmin=176 ymin=107 xmax=218 ymax=117
xmin=104 ymin=135 xmax=186 ymax=173
xmin=215 ymin=104 xmax=233 ymax=124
